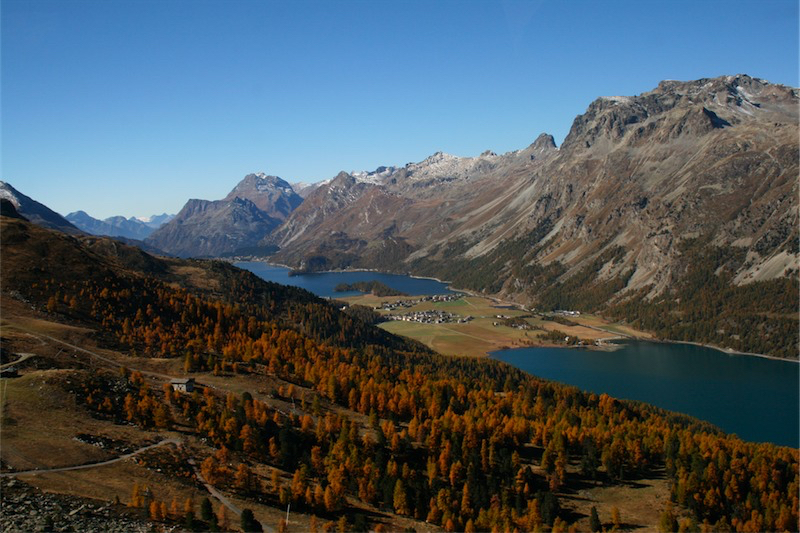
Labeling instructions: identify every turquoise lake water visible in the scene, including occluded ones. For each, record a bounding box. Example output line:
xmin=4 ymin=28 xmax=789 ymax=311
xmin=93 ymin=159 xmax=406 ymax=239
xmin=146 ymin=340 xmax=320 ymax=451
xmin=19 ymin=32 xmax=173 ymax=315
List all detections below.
xmin=493 ymin=342 xmax=799 ymax=448
xmin=235 ymin=262 xmax=798 ymax=448
xmin=235 ymin=262 xmax=455 ymax=298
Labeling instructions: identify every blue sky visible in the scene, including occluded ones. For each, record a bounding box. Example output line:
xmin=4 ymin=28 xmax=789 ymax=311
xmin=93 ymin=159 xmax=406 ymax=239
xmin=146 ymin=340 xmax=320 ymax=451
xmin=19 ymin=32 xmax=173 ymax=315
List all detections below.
xmin=2 ymin=0 xmax=798 ymax=219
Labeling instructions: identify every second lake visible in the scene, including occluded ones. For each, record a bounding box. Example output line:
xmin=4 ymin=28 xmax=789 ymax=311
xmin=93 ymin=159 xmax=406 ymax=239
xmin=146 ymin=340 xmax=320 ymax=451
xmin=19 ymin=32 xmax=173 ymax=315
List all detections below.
xmin=235 ymin=262 xmax=455 ymax=298
xmin=493 ymin=341 xmax=799 ymax=448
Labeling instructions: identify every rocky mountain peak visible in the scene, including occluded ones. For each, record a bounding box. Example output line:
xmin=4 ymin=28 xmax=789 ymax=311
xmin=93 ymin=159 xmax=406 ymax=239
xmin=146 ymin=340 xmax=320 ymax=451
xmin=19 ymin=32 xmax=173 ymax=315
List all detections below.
xmin=531 ymin=133 xmax=557 ymax=151
xmin=228 ymin=173 xmax=292 ymax=196
xmin=419 ymin=151 xmax=456 ymax=166
xmin=561 ymin=74 xmax=798 ymax=151
xmin=224 ymin=172 xmax=302 ymax=220
xmin=331 ymin=171 xmax=355 ymax=185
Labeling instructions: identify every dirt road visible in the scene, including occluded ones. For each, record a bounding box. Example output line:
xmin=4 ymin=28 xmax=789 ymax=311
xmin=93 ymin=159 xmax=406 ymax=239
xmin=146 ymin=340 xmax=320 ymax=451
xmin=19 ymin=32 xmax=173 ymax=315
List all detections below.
xmin=0 ymin=438 xmax=181 ymax=477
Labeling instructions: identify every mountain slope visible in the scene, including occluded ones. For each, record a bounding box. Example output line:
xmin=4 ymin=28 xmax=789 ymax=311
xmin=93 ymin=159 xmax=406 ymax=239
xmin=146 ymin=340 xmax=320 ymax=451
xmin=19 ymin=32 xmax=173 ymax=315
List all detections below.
xmin=146 ymin=173 xmax=301 ymax=257
xmin=271 ymin=76 xmax=797 ymax=292
xmin=0 ymin=181 xmax=82 ymax=235
xmin=266 ymin=135 xmax=559 ymax=271
xmin=266 ymin=75 xmax=799 ymax=356
xmin=144 ymin=197 xmax=282 ymax=258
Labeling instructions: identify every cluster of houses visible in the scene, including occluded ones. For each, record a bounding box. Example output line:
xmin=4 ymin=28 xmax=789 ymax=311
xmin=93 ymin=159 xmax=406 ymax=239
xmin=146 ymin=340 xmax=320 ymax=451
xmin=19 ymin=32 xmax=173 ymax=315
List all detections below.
xmin=554 ymin=310 xmax=581 ymax=317
xmin=377 ymin=293 xmax=462 ymax=312
xmin=386 ymin=310 xmax=472 ymax=325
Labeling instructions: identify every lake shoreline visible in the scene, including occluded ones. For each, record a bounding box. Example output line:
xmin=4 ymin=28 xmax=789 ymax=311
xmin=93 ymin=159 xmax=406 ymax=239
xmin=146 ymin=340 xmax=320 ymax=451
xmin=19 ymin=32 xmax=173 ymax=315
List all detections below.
xmin=660 ymin=339 xmax=799 ymax=363
xmin=235 ymin=261 xmax=797 ymax=363
xmin=238 ymin=259 xmax=456 ymax=286
xmin=495 ymin=334 xmax=798 ymax=364
xmin=493 ymin=342 xmax=800 ymax=448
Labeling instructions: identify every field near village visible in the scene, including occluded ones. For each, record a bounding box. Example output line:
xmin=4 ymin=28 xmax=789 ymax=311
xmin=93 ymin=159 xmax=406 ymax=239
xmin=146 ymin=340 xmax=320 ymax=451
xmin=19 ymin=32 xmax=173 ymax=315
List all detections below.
xmin=342 ymin=293 xmax=650 ymax=358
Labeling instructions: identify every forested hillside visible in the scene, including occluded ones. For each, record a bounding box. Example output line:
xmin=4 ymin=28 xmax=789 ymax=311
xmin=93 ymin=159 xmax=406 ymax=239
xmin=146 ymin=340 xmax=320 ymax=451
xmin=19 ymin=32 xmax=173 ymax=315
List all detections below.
xmin=2 ymin=215 xmax=798 ymax=532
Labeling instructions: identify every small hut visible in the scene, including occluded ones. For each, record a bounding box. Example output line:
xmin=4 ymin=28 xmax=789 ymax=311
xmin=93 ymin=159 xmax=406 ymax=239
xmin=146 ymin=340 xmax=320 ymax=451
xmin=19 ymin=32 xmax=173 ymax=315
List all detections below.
xmin=170 ymin=378 xmax=195 ymax=393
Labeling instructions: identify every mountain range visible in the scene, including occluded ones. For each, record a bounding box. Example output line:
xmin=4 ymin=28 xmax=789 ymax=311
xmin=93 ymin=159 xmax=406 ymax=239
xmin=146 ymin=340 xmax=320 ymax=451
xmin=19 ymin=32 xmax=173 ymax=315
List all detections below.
xmin=5 ymin=74 xmax=797 ymax=356
xmin=266 ymin=75 xmax=798 ymax=309
xmin=65 ymin=211 xmax=174 ymax=240
xmin=3 ymin=186 xmax=796 ymax=532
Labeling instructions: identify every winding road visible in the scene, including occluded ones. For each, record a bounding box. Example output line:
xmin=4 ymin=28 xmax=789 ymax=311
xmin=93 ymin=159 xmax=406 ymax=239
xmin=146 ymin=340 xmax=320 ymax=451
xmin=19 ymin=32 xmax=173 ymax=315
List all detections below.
xmin=0 ymin=438 xmax=181 ymax=477
xmin=0 ymin=352 xmax=36 ymax=370
xmin=2 ymin=324 xmax=271 ymax=531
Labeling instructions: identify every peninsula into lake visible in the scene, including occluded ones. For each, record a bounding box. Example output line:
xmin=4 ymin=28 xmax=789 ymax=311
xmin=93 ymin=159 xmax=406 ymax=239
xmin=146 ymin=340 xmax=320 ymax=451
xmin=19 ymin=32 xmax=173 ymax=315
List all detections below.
xmin=333 ymin=280 xmax=408 ymax=297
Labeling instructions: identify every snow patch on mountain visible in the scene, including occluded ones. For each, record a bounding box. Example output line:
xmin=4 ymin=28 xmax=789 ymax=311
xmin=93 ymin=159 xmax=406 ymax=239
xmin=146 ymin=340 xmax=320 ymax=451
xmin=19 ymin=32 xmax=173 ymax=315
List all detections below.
xmin=351 ymin=166 xmax=396 ymax=185
xmin=0 ymin=182 xmax=20 ymax=206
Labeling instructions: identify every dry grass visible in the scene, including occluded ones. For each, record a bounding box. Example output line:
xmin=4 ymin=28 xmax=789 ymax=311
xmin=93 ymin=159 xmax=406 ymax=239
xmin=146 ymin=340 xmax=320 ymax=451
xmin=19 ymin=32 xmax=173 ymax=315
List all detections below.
xmin=27 ymin=458 xmax=207 ymax=511
xmin=574 ymin=314 xmax=655 ymax=339
xmin=380 ymin=318 xmax=535 ymax=357
xmin=169 ymin=264 xmax=221 ymax=292
xmin=560 ymin=475 xmax=671 ymax=531
xmin=0 ymin=370 xmax=160 ymax=471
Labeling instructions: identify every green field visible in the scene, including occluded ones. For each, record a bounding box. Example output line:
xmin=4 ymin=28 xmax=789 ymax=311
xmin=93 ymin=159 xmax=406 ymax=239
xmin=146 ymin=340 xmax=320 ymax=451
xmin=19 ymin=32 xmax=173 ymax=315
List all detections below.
xmin=346 ymin=294 xmax=645 ymax=357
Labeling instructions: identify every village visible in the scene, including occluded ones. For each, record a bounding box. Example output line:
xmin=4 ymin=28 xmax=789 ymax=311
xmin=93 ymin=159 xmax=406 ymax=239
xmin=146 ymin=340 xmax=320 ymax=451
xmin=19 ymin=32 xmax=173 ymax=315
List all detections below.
xmin=385 ymin=309 xmax=473 ymax=324
xmin=376 ymin=292 xmax=462 ymax=311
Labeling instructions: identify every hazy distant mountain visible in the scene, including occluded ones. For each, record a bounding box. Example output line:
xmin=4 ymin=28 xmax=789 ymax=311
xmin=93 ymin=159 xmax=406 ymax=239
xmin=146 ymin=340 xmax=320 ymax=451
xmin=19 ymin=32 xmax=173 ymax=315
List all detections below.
xmin=145 ymin=173 xmax=300 ymax=257
xmin=138 ymin=213 xmax=175 ymax=229
xmin=268 ymin=74 xmax=798 ymax=298
xmin=0 ymin=181 xmax=82 ymax=235
xmin=291 ymin=181 xmax=327 ymax=198
xmin=66 ymin=210 xmax=163 ymax=240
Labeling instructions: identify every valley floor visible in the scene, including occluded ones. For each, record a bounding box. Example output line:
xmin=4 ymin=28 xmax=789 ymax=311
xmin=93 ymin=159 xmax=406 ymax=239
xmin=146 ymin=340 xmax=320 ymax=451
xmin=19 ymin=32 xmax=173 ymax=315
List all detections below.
xmin=342 ymin=293 xmax=651 ymax=358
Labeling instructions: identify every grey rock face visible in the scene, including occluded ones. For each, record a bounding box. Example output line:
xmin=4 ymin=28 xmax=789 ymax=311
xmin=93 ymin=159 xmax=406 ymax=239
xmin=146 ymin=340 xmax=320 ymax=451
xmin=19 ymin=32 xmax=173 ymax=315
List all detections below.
xmin=0 ymin=477 xmax=161 ymax=533
xmin=145 ymin=172 xmax=302 ymax=257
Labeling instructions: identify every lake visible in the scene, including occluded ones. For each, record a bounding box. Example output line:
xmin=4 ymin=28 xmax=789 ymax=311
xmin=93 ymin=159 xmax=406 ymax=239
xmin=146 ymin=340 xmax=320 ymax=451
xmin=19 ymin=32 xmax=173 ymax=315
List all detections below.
xmin=493 ymin=341 xmax=800 ymax=448
xmin=235 ymin=262 xmax=456 ymax=298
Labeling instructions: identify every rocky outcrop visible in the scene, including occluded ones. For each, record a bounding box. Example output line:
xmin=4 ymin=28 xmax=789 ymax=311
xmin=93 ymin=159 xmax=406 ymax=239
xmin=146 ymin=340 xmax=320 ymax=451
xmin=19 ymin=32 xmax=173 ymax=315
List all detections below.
xmin=0 ymin=478 xmax=159 ymax=533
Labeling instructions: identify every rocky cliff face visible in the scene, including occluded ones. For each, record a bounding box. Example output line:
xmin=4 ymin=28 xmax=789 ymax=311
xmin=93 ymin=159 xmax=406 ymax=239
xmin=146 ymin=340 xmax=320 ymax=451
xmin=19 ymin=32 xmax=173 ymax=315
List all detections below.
xmin=145 ymin=197 xmax=282 ymax=258
xmin=223 ymin=173 xmax=302 ymax=220
xmin=268 ymin=75 xmax=798 ymax=303
xmin=146 ymin=173 xmax=301 ymax=257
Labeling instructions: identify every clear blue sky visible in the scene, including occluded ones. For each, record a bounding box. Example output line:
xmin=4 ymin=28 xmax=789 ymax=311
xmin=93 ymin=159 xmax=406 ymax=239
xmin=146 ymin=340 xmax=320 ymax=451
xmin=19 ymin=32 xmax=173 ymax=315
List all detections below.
xmin=3 ymin=0 xmax=798 ymax=219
